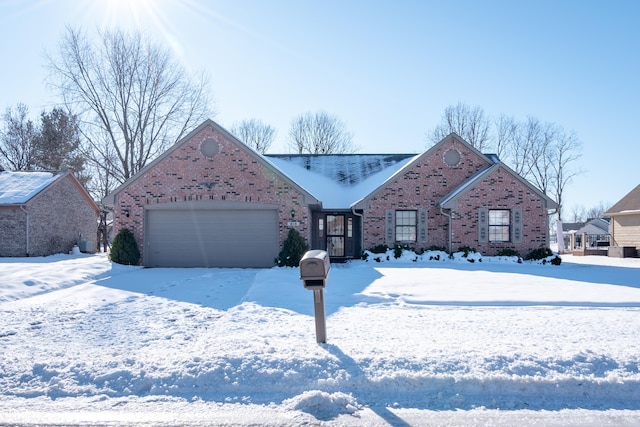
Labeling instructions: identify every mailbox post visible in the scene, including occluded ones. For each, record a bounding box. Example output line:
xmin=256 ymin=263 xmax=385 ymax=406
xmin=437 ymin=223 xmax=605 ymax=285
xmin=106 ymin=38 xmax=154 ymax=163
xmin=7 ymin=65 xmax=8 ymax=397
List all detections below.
xmin=299 ymin=250 xmax=330 ymax=344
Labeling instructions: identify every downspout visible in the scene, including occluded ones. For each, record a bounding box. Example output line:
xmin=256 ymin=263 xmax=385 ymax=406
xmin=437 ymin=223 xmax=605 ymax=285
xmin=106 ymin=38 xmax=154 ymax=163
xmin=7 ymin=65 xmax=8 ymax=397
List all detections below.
xmin=351 ymin=206 xmax=364 ymax=257
xmin=20 ymin=205 xmax=29 ymax=256
xmin=440 ymin=206 xmax=452 ymax=254
xmin=549 ymin=207 xmax=560 ymax=252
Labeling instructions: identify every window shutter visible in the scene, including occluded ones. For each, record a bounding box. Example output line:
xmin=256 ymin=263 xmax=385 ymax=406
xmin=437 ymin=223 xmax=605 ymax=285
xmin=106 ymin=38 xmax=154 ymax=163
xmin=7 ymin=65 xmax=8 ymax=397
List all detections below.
xmin=385 ymin=209 xmax=395 ymax=245
xmin=417 ymin=208 xmax=428 ymax=244
xmin=512 ymin=208 xmax=522 ymax=243
xmin=478 ymin=208 xmax=488 ymax=243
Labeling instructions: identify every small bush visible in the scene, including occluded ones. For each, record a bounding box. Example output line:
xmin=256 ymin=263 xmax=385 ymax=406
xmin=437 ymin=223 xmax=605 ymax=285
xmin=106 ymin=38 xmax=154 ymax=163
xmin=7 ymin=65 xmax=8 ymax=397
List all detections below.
xmin=457 ymin=246 xmax=476 ymax=257
xmin=550 ymin=255 xmax=562 ymax=265
xmin=526 ymin=247 xmax=553 ymax=261
xmin=394 ymin=246 xmax=403 ymax=259
xmin=368 ymin=244 xmax=388 ymax=254
xmin=277 ymin=228 xmax=308 ymax=267
xmin=426 ymin=245 xmax=447 ymax=252
xmin=393 ymin=244 xmax=415 ymax=259
xmin=497 ymin=248 xmax=520 ymax=257
xmin=110 ymin=228 xmax=140 ymax=265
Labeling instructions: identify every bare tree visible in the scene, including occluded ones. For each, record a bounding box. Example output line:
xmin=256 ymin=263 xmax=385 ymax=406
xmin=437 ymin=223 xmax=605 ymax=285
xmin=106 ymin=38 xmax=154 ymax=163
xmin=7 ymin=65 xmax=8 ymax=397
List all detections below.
xmin=231 ymin=119 xmax=276 ymax=154
xmin=46 ymin=26 xmax=213 ymax=195
xmin=494 ymin=114 xmax=518 ymax=161
xmin=428 ymin=102 xmax=491 ymax=151
xmin=0 ymin=103 xmax=39 ymax=171
xmin=550 ymin=128 xmax=583 ymax=221
xmin=569 ymin=204 xmax=586 ymax=222
xmin=506 ymin=116 xmax=540 ymax=177
xmin=288 ymin=111 xmax=357 ymax=154
xmin=526 ymin=119 xmax=558 ymax=195
xmin=586 ymin=201 xmax=612 ymax=219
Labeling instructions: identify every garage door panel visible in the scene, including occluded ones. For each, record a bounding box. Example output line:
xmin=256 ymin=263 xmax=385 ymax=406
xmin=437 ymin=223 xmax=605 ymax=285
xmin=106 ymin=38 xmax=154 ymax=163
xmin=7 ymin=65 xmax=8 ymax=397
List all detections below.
xmin=146 ymin=208 xmax=279 ymax=268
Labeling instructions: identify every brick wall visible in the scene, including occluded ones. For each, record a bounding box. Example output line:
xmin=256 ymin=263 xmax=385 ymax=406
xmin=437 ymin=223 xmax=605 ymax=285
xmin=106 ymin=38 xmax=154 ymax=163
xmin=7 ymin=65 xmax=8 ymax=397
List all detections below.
xmin=28 ymin=175 xmax=98 ymax=256
xmin=362 ymin=138 xmax=488 ymax=250
xmin=361 ymin=137 xmax=550 ymax=256
xmin=0 ymin=207 xmax=27 ymax=256
xmin=450 ymin=167 xmax=549 ymax=256
xmin=113 ymin=124 xmax=311 ymax=262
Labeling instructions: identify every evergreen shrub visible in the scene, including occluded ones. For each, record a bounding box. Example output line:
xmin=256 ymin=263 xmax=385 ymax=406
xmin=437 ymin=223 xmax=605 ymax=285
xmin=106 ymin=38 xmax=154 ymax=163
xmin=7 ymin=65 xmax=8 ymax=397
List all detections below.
xmin=497 ymin=248 xmax=520 ymax=257
xmin=277 ymin=228 xmax=308 ymax=267
xmin=457 ymin=246 xmax=476 ymax=257
xmin=525 ymin=247 xmax=553 ymax=260
xmin=109 ymin=228 xmax=140 ymax=265
xmin=368 ymin=244 xmax=388 ymax=254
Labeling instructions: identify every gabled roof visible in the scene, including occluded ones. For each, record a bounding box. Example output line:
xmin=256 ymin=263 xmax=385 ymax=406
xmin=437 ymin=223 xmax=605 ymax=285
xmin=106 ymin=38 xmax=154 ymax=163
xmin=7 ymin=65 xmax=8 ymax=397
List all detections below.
xmin=0 ymin=170 xmax=99 ymax=215
xmin=102 ymin=119 xmax=321 ymax=207
xmin=0 ymin=171 xmax=64 ymax=204
xmin=265 ymin=154 xmax=416 ymax=186
xmin=265 ymin=154 xmax=417 ymax=209
xmin=439 ymin=162 xmax=559 ymax=210
xmin=604 ymin=184 xmax=640 ymax=216
xmin=562 ymin=222 xmax=585 ymax=232
xmin=101 ymin=122 xmax=557 ymax=213
xmin=575 ymin=218 xmax=609 ymax=235
xmin=351 ymin=133 xmax=495 ymax=210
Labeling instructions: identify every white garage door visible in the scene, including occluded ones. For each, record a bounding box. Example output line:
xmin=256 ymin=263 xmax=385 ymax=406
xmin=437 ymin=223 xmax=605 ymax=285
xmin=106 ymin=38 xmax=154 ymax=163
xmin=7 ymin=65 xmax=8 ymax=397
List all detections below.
xmin=145 ymin=203 xmax=279 ymax=268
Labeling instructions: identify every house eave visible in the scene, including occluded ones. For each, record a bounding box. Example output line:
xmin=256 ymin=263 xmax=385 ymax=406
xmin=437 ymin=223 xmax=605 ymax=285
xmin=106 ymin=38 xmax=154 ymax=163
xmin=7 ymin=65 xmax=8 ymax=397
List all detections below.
xmin=604 ymin=209 xmax=640 ymax=217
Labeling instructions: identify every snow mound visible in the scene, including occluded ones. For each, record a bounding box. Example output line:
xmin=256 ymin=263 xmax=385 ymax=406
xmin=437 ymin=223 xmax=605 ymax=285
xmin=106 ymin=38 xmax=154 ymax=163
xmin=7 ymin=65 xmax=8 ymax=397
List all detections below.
xmin=283 ymin=390 xmax=360 ymax=420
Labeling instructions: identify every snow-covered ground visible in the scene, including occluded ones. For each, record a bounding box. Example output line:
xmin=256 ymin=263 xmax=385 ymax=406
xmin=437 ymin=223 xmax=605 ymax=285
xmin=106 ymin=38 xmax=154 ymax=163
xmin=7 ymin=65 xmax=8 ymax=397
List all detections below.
xmin=1 ymin=250 xmax=640 ymax=426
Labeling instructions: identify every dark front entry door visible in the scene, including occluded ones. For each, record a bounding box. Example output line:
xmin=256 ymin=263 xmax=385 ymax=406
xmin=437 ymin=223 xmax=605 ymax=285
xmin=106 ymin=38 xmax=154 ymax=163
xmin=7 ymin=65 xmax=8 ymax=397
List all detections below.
xmin=326 ymin=214 xmax=345 ymax=257
xmin=313 ymin=212 xmax=359 ymax=259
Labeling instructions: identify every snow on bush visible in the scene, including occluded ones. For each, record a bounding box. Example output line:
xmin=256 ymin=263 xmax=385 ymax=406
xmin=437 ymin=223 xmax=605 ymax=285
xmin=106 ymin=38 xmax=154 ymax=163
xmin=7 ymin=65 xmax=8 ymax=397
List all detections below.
xmin=362 ymin=248 xmax=559 ymax=265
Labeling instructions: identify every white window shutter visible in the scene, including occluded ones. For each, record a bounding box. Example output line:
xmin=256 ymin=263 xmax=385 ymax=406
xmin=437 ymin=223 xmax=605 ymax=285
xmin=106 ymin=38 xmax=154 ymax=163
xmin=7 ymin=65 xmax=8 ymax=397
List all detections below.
xmin=512 ymin=208 xmax=522 ymax=243
xmin=418 ymin=208 xmax=428 ymax=244
xmin=478 ymin=208 xmax=488 ymax=243
xmin=385 ymin=210 xmax=395 ymax=245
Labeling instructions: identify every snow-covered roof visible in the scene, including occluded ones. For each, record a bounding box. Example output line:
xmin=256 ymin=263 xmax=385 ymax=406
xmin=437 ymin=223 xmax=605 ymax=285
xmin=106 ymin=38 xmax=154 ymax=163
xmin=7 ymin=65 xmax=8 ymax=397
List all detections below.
xmin=567 ymin=218 xmax=610 ymax=235
xmin=264 ymin=154 xmax=418 ymax=209
xmin=0 ymin=171 xmax=61 ymax=204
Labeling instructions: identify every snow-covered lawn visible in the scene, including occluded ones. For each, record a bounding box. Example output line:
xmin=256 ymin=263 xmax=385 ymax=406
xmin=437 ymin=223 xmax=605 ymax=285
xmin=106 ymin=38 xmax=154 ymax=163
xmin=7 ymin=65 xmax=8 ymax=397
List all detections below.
xmin=1 ymin=251 xmax=640 ymax=426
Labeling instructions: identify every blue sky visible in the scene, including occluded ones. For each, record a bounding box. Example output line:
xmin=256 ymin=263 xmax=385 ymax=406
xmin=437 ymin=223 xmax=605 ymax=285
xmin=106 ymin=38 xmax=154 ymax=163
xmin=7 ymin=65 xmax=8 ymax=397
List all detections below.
xmin=1 ymin=0 xmax=638 ymax=217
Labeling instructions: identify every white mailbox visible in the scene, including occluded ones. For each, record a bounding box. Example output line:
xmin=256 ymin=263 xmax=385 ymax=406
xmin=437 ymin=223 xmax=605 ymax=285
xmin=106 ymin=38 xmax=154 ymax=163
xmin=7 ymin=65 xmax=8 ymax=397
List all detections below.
xmin=299 ymin=250 xmax=330 ymax=289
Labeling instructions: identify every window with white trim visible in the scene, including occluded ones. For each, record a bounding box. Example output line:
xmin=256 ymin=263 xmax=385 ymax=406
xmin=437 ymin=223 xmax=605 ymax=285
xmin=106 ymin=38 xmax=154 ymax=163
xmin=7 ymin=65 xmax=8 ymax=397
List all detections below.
xmin=488 ymin=209 xmax=510 ymax=242
xmin=395 ymin=210 xmax=417 ymax=242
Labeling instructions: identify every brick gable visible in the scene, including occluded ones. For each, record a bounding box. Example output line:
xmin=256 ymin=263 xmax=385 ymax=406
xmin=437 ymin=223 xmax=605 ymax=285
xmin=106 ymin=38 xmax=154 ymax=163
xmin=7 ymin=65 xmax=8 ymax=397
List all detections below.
xmin=109 ymin=121 xmax=317 ymax=262
xmin=356 ymin=134 xmax=553 ymax=255
xmin=358 ymin=135 xmax=494 ymax=251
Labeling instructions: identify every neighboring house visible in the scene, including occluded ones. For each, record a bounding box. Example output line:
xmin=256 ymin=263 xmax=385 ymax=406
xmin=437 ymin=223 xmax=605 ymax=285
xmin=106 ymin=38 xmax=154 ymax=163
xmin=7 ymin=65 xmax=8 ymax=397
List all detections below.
xmin=575 ymin=218 xmax=609 ymax=239
xmin=604 ymin=184 xmax=640 ymax=257
xmin=561 ymin=221 xmax=584 ymax=250
xmin=0 ymin=171 xmax=100 ymax=257
xmin=103 ymin=119 xmax=558 ymax=267
xmin=563 ymin=218 xmax=610 ymax=254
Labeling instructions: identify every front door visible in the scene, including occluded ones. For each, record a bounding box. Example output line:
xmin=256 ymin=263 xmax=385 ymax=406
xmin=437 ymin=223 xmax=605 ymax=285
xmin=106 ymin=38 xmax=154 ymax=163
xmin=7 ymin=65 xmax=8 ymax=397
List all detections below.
xmin=326 ymin=214 xmax=345 ymax=257
xmin=312 ymin=212 xmax=360 ymax=259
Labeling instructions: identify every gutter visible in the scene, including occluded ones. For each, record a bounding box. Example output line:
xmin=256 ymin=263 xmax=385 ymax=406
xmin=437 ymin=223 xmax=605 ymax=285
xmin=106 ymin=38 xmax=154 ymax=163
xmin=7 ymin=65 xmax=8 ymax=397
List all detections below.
xmin=351 ymin=206 xmax=364 ymax=257
xmin=19 ymin=205 xmax=29 ymax=256
xmin=440 ymin=206 xmax=452 ymax=254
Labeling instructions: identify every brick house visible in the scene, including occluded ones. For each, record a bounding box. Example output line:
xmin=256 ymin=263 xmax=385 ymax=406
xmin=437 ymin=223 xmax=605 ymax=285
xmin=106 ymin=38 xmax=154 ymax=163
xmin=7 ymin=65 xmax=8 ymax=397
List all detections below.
xmin=0 ymin=171 xmax=99 ymax=257
xmin=103 ymin=119 xmax=557 ymax=267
